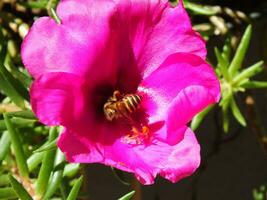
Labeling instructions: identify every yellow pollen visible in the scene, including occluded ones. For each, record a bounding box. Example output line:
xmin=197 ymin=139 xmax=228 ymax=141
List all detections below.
xmin=122 ymin=126 xmax=150 ymax=145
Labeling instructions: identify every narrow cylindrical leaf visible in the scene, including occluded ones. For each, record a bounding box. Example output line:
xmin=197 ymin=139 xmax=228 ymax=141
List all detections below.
xmin=3 ymin=114 xmax=29 ymax=178
xmin=63 ymin=163 xmax=80 ymax=178
xmin=19 ymin=1 xmax=47 ymax=9
xmin=230 ymin=97 xmax=246 ymax=126
xmin=0 ymin=131 xmax=11 ymax=162
xmin=241 ymin=81 xmax=267 ymax=89
xmin=0 ymin=118 xmax=35 ymax=131
xmin=215 ymin=47 xmax=230 ymax=80
xmin=228 ymin=25 xmax=252 ymax=76
xmin=66 ymin=176 xmax=84 ymax=200
xmin=27 ymin=152 xmax=44 ymax=172
xmin=0 ymin=63 xmax=29 ymax=102
xmin=118 ymin=191 xmax=136 ymax=200
xmin=0 ymin=187 xmax=17 ymax=199
xmin=0 ymin=120 xmax=5 ymax=130
xmin=0 ymin=30 xmax=28 ymax=102
xmin=0 ymin=26 xmax=7 ymax=62
xmin=222 ymin=101 xmax=230 ymax=133
xmin=35 ymin=127 xmax=58 ymax=198
xmin=6 ymin=110 xmax=36 ymax=120
xmin=4 ymin=54 xmax=32 ymax=88
xmin=191 ymin=105 xmax=214 ymax=131
xmin=8 ymin=175 xmax=33 ymax=200
xmin=43 ymin=150 xmax=65 ymax=200
xmin=184 ymin=2 xmax=219 ymax=15
xmin=60 ymin=182 xmax=68 ymax=200
xmin=222 ymin=38 xmax=232 ymax=62
xmin=34 ymin=138 xmax=57 ymax=153
xmin=0 ymin=174 xmax=9 ymax=186
xmin=50 ymin=8 xmax=61 ymax=24
xmin=233 ymin=61 xmax=264 ymax=86
xmin=0 ymin=73 xmax=25 ymax=108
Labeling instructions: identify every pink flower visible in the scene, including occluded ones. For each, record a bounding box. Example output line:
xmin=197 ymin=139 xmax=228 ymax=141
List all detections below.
xmin=21 ymin=0 xmax=220 ymax=184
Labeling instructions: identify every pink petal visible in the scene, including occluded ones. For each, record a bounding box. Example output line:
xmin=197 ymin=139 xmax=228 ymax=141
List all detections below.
xmin=166 ymin=85 xmax=215 ymax=140
xmin=58 ymin=129 xmax=104 ymax=163
xmin=58 ymin=127 xmax=200 ymax=185
xmin=114 ymin=0 xmax=206 ymax=77
xmin=139 ymin=53 xmax=220 ymax=143
xmin=22 ymin=0 xmax=141 ymax=91
xmin=30 ymin=72 xmax=90 ymax=128
xmin=21 ymin=0 xmax=117 ymax=78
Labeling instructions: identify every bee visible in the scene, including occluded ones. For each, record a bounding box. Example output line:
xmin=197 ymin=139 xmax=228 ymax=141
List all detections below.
xmin=103 ymin=90 xmax=141 ymax=121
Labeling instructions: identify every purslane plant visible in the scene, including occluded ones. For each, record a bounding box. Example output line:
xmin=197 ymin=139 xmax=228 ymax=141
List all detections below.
xmin=21 ymin=0 xmax=220 ymax=184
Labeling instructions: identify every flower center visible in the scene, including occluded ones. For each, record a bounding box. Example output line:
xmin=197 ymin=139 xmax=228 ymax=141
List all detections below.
xmin=103 ymin=90 xmax=141 ymax=121
xmin=122 ymin=125 xmax=150 ymax=145
xmin=103 ymin=90 xmax=150 ymax=144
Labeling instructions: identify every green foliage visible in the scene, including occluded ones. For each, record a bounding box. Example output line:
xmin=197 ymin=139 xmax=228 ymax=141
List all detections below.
xmin=253 ymin=185 xmax=267 ymax=200
xmin=118 ymin=191 xmax=136 ymax=200
xmin=35 ymin=127 xmax=58 ymax=198
xmin=0 ymin=1 xmax=90 ymax=198
xmin=66 ymin=176 xmax=83 ymax=200
xmin=191 ymin=25 xmax=266 ymax=132
xmin=0 ymin=0 xmax=267 ymax=199
xmin=8 ymin=174 xmax=32 ymax=200
xmin=0 ymin=187 xmax=17 ymax=199
xmin=4 ymin=114 xmax=29 ymax=178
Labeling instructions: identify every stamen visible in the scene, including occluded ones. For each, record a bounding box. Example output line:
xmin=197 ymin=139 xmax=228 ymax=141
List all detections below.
xmin=122 ymin=125 xmax=150 ymax=145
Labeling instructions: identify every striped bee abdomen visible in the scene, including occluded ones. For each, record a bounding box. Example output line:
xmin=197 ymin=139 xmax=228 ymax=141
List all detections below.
xmin=103 ymin=91 xmax=141 ymax=121
xmin=122 ymin=94 xmax=141 ymax=114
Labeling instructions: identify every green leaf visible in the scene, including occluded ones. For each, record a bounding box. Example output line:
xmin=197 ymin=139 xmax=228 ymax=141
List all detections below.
xmin=4 ymin=55 xmax=32 ymax=88
xmin=0 ymin=187 xmax=17 ymax=200
xmin=184 ymin=2 xmax=220 ymax=16
xmin=228 ymin=25 xmax=252 ymax=76
xmin=215 ymin=47 xmax=230 ymax=81
xmin=3 ymin=114 xmax=29 ymax=178
xmin=233 ymin=61 xmax=264 ymax=86
xmin=5 ymin=110 xmax=36 ymax=120
xmin=0 ymin=26 xmax=7 ymax=63
xmin=53 ymin=160 xmax=67 ymax=172
xmin=50 ymin=8 xmax=61 ymax=24
xmin=8 ymin=175 xmax=33 ymax=200
xmin=0 ymin=63 xmax=29 ymax=102
xmin=0 ymin=118 xmax=35 ymax=131
xmin=34 ymin=137 xmax=57 ymax=153
xmin=60 ymin=182 xmax=68 ymax=200
xmin=63 ymin=164 xmax=80 ymax=178
xmin=0 ymin=72 xmax=25 ymax=108
xmin=66 ymin=176 xmax=84 ymax=200
xmin=0 ymin=27 xmax=29 ymax=106
xmin=35 ymin=127 xmax=58 ymax=198
xmin=230 ymin=97 xmax=246 ymax=126
xmin=27 ymin=152 xmax=44 ymax=172
xmin=18 ymin=0 xmax=48 ymax=9
xmin=241 ymin=81 xmax=267 ymax=89
xmin=222 ymin=100 xmax=230 ymax=133
xmin=118 ymin=191 xmax=136 ymax=200
xmin=0 ymin=131 xmax=11 ymax=162
xmin=0 ymin=174 xmax=9 ymax=186
xmin=222 ymin=38 xmax=232 ymax=62
xmin=43 ymin=150 xmax=65 ymax=200
xmin=219 ymin=89 xmax=232 ymax=107
xmin=191 ymin=105 xmax=214 ymax=131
